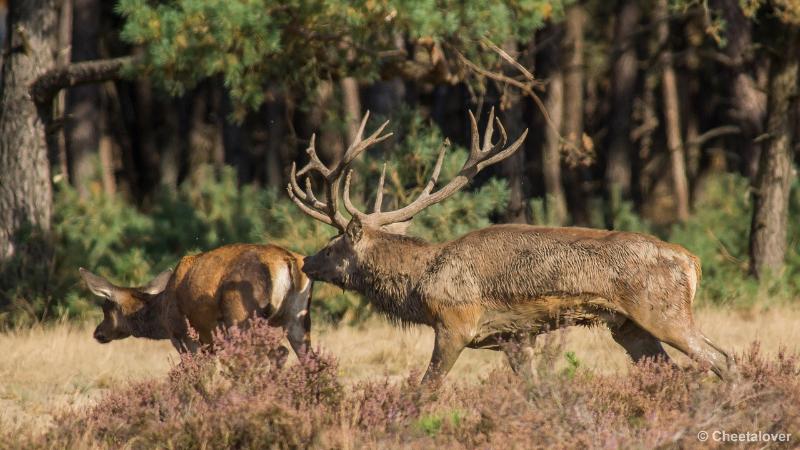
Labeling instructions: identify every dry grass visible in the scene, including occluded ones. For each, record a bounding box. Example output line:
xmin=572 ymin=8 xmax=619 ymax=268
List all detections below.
xmin=0 ymin=322 xmax=174 ymax=432
xmin=316 ymin=305 xmax=800 ymax=381
xmin=1 ymin=305 xmax=799 ymax=434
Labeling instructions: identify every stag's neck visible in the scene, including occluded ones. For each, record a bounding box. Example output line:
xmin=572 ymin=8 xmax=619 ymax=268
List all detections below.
xmin=352 ymin=233 xmax=438 ymax=326
xmin=128 ymin=293 xmax=180 ymax=340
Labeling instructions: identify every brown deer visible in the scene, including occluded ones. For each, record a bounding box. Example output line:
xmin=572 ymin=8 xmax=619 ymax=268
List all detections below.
xmin=79 ymin=243 xmax=312 ymax=359
xmin=288 ymin=110 xmax=736 ymax=385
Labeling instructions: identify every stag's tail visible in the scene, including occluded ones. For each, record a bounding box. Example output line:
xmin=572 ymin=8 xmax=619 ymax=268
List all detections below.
xmin=685 ymin=253 xmax=702 ymax=304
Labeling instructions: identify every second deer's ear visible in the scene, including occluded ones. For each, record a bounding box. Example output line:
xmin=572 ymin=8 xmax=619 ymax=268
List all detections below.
xmin=140 ymin=269 xmax=173 ymax=296
xmin=346 ymin=216 xmax=364 ymax=243
xmin=79 ymin=268 xmax=118 ymax=302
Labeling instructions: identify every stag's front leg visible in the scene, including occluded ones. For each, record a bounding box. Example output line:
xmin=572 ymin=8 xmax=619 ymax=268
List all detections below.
xmin=502 ymin=332 xmax=537 ymax=379
xmin=421 ymin=325 xmax=471 ymax=386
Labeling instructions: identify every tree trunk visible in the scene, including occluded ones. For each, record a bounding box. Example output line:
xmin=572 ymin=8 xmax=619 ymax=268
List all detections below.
xmin=0 ymin=3 xmax=6 ymax=79
xmin=66 ymin=0 xmax=102 ymax=197
xmin=133 ymin=76 xmax=161 ymax=194
xmin=188 ymin=84 xmax=214 ymax=179
xmin=749 ymin=30 xmax=798 ymax=279
xmin=500 ymin=41 xmax=527 ymax=224
xmin=536 ymin=27 xmax=568 ymax=225
xmin=542 ymin=69 xmax=567 ymax=225
xmin=656 ymin=0 xmax=690 ymax=222
xmin=158 ymin=99 xmax=181 ymax=188
xmin=605 ymin=0 xmax=640 ymax=202
xmin=500 ymin=104 xmax=527 ymax=223
xmin=341 ymin=77 xmax=362 ymax=143
xmin=98 ymin=117 xmax=117 ymax=194
xmin=103 ymin=80 xmax=138 ymax=198
xmin=633 ymin=26 xmax=661 ymax=212
xmin=709 ymin=0 xmax=766 ymax=180
xmin=562 ymin=5 xmax=589 ymax=225
xmin=0 ymin=0 xmax=58 ymax=263
xmin=313 ymin=80 xmax=344 ymax=164
xmin=54 ymin=0 xmax=71 ymax=184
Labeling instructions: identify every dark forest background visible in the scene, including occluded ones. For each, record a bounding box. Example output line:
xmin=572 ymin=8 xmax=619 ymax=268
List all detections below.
xmin=0 ymin=0 xmax=798 ymax=325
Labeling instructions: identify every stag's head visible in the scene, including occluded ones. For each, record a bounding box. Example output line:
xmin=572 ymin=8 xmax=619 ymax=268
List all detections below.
xmin=288 ymin=110 xmax=528 ymax=289
xmin=79 ymin=268 xmax=172 ymax=343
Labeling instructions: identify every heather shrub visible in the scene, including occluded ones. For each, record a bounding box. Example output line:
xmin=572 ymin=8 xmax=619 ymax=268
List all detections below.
xmin=40 ymin=318 xmax=342 ymax=449
xmin=6 ymin=321 xmax=798 ymax=449
xmin=406 ymin=349 xmax=799 ymax=450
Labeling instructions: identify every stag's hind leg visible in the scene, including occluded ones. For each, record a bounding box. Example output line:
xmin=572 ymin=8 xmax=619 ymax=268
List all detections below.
xmin=608 ymin=318 xmax=671 ymax=363
xmin=663 ymin=326 xmax=736 ymax=381
xmin=624 ymin=306 xmax=736 ymax=380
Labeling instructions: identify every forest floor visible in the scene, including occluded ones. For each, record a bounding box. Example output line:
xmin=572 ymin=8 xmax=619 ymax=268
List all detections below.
xmin=1 ymin=305 xmax=798 ymax=435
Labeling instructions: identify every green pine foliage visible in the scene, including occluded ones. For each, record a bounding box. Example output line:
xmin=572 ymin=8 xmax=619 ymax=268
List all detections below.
xmin=116 ymin=0 xmax=569 ymax=117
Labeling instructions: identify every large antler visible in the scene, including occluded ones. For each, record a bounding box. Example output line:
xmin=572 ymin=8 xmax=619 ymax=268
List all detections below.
xmin=343 ymin=107 xmax=528 ymax=227
xmin=287 ymin=112 xmax=392 ymax=231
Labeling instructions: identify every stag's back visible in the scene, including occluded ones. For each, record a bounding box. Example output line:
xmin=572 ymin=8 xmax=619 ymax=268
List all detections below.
xmin=422 ymin=224 xmax=701 ymax=313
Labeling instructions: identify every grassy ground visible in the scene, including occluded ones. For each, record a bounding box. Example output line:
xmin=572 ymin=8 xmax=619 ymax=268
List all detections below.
xmin=1 ymin=305 xmax=799 ymax=435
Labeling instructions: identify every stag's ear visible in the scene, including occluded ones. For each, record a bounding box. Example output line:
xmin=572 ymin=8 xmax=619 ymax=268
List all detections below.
xmin=79 ymin=268 xmax=118 ymax=301
xmin=346 ymin=217 xmax=364 ymax=243
xmin=140 ymin=269 xmax=173 ymax=296
xmin=380 ymin=219 xmax=412 ymax=236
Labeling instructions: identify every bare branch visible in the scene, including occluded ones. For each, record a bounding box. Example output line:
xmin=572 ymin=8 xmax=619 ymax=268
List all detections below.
xmin=686 ymin=125 xmax=741 ymax=147
xmin=30 ymin=56 xmax=135 ymax=107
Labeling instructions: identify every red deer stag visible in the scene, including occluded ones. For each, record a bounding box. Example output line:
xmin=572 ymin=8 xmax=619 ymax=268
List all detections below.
xmin=80 ymin=244 xmax=312 ymax=359
xmin=288 ymin=110 xmax=736 ymax=385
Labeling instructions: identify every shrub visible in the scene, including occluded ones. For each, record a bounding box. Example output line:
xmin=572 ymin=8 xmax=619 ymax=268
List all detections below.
xmin=37 ymin=318 xmax=342 ymax=449
xmin=6 ymin=320 xmax=798 ymax=449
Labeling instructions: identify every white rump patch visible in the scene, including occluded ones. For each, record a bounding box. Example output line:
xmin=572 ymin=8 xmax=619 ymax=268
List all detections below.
xmin=271 ymin=265 xmax=292 ymax=307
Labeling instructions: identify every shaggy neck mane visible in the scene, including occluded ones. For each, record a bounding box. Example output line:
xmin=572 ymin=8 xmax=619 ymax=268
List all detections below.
xmin=351 ymin=231 xmax=438 ymax=326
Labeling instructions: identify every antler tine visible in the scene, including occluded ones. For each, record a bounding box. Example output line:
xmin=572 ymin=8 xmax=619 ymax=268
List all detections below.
xmin=468 ymin=110 xmax=482 ymax=161
xmin=289 ymin=132 xmax=352 ymax=231
xmin=494 ymin=116 xmax=508 ymax=149
xmin=373 ymin=163 xmax=387 ymax=213
xmin=296 ymin=134 xmax=331 ymax=178
xmin=476 ymin=128 xmax=528 ymax=172
xmin=343 ymin=120 xmax=393 ymax=165
xmin=480 ymin=116 xmax=510 ymax=161
xmin=343 ymin=169 xmax=367 ymax=219
xmin=304 ymin=177 xmax=327 ymax=210
xmin=421 ymin=139 xmax=450 ymax=196
xmin=356 ymin=111 xmax=370 ymax=141
xmin=482 ymin=107 xmax=495 ymax=152
xmin=341 ymin=111 xmax=370 ymax=164
xmin=289 ymin=162 xmax=308 ymax=201
xmin=286 ymin=185 xmax=337 ymax=226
